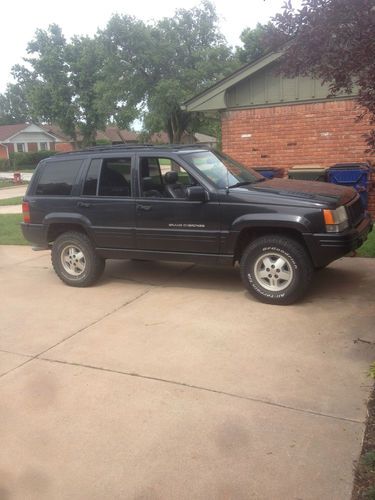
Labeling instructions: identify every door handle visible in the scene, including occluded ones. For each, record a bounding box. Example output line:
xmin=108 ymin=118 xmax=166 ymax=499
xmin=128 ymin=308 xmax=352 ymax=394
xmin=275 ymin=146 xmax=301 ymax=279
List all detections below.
xmin=137 ymin=204 xmax=152 ymax=211
xmin=77 ymin=202 xmax=91 ymax=208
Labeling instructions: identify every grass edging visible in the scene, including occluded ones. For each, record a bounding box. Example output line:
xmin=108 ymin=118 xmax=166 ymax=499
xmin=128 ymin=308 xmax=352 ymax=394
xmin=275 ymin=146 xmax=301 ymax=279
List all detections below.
xmin=0 ymin=214 xmax=27 ymax=245
xmin=352 ymin=385 xmax=375 ymax=500
xmin=0 ymin=196 xmax=23 ymax=206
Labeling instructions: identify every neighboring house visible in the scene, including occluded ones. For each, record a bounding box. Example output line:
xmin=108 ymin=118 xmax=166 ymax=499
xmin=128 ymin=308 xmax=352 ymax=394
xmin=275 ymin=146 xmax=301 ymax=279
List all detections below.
xmin=0 ymin=123 xmax=66 ymax=159
xmin=183 ymin=50 xmax=374 ymax=214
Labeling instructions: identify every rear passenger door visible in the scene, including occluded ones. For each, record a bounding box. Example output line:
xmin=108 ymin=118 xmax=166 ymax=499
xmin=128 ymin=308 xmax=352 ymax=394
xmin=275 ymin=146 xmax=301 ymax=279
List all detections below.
xmin=77 ymin=155 xmax=136 ymax=249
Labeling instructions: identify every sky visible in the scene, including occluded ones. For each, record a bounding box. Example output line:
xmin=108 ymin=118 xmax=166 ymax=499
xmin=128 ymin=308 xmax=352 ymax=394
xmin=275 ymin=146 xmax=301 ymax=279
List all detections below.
xmin=0 ymin=0 xmax=300 ymax=93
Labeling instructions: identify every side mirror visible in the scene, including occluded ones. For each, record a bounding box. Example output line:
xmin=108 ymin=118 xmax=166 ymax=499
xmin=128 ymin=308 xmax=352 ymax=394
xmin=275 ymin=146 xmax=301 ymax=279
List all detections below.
xmin=186 ymin=186 xmax=209 ymax=202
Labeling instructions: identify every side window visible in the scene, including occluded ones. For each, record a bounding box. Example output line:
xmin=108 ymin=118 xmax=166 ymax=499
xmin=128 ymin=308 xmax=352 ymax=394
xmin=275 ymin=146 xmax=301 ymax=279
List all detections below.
xmin=98 ymin=157 xmax=132 ymax=197
xmin=35 ymin=159 xmax=83 ymax=196
xmin=140 ymin=157 xmax=197 ymax=199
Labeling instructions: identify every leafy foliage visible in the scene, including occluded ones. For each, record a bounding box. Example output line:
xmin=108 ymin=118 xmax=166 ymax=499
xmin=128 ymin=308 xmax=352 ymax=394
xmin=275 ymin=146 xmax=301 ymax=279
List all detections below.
xmin=237 ymin=23 xmax=272 ymax=64
xmin=10 ymin=25 xmax=118 ymax=146
xmin=266 ymin=0 xmax=375 ymax=152
xmin=101 ymin=1 xmax=237 ymax=142
xmin=0 ymin=84 xmax=32 ymax=124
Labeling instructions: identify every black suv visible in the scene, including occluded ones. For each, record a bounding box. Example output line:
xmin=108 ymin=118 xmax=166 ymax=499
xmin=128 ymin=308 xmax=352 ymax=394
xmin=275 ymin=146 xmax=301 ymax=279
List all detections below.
xmin=21 ymin=145 xmax=372 ymax=305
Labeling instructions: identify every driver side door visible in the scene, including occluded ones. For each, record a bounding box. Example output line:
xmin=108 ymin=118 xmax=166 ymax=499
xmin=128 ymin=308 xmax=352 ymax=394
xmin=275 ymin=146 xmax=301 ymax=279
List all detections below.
xmin=135 ymin=155 xmax=221 ymax=254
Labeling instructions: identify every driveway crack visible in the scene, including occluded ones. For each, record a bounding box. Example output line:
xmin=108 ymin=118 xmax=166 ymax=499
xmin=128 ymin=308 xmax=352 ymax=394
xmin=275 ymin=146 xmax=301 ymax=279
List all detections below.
xmin=38 ymin=356 xmax=364 ymax=425
xmin=0 ymin=288 xmax=150 ymax=380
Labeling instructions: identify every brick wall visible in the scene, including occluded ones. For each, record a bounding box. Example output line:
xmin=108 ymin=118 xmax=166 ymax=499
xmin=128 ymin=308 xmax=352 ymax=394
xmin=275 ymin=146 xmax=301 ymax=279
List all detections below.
xmin=221 ymin=99 xmax=374 ymax=216
xmin=55 ymin=142 xmax=74 ymax=153
xmin=0 ymin=145 xmax=7 ymax=160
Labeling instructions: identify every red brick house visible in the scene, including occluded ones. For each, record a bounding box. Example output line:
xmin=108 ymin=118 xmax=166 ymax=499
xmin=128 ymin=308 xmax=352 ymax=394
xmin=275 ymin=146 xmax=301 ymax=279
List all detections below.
xmin=183 ymin=51 xmax=374 ymax=215
xmin=0 ymin=123 xmax=66 ymax=159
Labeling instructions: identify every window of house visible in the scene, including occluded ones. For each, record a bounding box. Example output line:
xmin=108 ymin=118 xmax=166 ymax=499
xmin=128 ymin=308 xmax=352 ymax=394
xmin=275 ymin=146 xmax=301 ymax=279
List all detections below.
xmin=40 ymin=142 xmax=48 ymax=151
xmin=82 ymin=158 xmax=132 ymax=197
xmin=35 ymin=160 xmax=83 ymax=196
xmin=16 ymin=143 xmax=25 ymax=153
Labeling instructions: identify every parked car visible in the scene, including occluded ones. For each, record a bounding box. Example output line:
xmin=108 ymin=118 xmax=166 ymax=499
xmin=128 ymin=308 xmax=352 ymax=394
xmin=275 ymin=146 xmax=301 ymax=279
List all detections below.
xmin=21 ymin=145 xmax=372 ymax=305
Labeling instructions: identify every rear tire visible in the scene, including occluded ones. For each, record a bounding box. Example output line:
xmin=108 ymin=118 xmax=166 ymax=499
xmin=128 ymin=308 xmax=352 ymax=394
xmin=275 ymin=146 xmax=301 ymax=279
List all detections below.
xmin=240 ymin=236 xmax=314 ymax=305
xmin=51 ymin=231 xmax=105 ymax=287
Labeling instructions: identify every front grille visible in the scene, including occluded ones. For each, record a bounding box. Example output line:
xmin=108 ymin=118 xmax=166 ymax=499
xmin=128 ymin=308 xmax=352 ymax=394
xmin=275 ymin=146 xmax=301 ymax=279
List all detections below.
xmin=346 ymin=196 xmax=364 ymax=227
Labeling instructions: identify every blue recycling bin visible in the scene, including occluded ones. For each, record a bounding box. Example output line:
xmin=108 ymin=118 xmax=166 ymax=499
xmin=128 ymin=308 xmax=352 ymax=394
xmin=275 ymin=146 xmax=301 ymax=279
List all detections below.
xmin=253 ymin=167 xmax=285 ymax=179
xmin=327 ymin=163 xmax=371 ymax=208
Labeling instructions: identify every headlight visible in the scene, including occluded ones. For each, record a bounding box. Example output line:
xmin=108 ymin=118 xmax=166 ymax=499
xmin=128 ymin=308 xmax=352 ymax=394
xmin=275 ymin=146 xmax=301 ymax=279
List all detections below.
xmin=323 ymin=206 xmax=349 ymax=232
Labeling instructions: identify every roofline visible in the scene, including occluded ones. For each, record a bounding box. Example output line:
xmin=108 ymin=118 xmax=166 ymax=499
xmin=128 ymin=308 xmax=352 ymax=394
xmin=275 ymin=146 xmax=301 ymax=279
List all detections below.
xmin=182 ymin=50 xmax=283 ymax=111
xmin=4 ymin=123 xmax=61 ymax=142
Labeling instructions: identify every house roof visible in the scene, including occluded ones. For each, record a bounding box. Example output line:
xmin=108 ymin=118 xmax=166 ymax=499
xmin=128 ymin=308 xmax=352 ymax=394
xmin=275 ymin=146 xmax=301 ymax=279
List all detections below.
xmin=0 ymin=123 xmax=29 ymax=141
xmin=182 ymin=51 xmax=283 ymax=112
xmin=41 ymin=124 xmax=72 ymax=142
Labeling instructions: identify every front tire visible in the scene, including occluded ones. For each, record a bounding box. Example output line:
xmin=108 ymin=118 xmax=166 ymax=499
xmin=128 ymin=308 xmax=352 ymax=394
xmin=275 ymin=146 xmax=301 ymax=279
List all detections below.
xmin=240 ymin=236 xmax=314 ymax=305
xmin=51 ymin=231 xmax=105 ymax=287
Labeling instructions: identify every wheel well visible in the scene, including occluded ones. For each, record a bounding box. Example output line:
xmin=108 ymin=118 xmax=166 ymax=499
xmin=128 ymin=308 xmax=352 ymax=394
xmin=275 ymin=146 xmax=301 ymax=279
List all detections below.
xmin=47 ymin=223 xmax=88 ymax=243
xmin=234 ymin=227 xmax=308 ymax=263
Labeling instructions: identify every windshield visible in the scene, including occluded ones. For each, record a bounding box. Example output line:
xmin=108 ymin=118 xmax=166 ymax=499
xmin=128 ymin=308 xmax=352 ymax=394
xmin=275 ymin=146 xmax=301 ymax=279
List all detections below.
xmin=182 ymin=150 xmax=264 ymax=189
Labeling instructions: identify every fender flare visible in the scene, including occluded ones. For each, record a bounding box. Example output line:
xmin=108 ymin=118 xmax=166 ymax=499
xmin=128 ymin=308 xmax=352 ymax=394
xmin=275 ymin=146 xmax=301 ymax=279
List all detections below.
xmin=43 ymin=213 xmax=95 ymax=239
xmin=231 ymin=213 xmax=313 ymax=233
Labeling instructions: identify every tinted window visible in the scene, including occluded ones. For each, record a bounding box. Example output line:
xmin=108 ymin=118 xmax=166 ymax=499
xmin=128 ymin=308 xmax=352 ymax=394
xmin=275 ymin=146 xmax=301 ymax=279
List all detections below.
xmin=36 ymin=160 xmax=83 ymax=196
xmin=83 ymin=159 xmax=101 ymax=196
xmin=98 ymin=158 xmax=132 ymax=197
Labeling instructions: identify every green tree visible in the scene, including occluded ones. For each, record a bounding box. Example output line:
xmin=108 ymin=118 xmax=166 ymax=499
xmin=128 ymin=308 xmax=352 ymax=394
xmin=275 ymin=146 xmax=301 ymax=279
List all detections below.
xmin=267 ymin=0 xmax=375 ymax=151
xmin=0 ymin=83 xmax=31 ymax=125
xmin=102 ymin=1 xmax=236 ymax=142
xmin=237 ymin=23 xmax=272 ymax=64
xmin=12 ymin=24 xmax=121 ymax=146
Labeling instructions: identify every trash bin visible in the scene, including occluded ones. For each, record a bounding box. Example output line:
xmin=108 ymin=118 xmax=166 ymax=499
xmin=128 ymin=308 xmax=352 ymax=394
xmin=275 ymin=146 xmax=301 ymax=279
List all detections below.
xmin=253 ymin=167 xmax=285 ymax=179
xmin=327 ymin=163 xmax=372 ymax=208
xmin=13 ymin=172 xmax=21 ymax=184
xmin=288 ymin=165 xmax=327 ymax=182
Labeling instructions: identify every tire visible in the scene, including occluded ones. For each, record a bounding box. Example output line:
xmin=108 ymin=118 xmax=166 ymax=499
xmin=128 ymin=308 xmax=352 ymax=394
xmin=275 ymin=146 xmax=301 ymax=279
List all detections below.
xmin=51 ymin=231 xmax=105 ymax=287
xmin=240 ymin=236 xmax=314 ymax=305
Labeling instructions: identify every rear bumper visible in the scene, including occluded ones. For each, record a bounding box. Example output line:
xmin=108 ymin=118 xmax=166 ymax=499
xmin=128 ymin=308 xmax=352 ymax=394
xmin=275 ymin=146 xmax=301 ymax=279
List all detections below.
xmin=21 ymin=223 xmax=49 ymax=249
xmin=304 ymin=215 xmax=372 ymax=268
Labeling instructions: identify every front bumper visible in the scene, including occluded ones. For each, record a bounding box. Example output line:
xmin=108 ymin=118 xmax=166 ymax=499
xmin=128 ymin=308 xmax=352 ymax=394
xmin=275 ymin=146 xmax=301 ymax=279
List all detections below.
xmin=304 ymin=214 xmax=373 ymax=268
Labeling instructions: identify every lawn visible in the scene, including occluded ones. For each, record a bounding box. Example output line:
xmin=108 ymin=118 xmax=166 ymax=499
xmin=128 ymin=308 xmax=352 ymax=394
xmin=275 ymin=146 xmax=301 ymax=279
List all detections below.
xmin=0 ymin=214 xmax=27 ymax=245
xmin=0 ymin=196 xmax=23 ymax=206
xmin=357 ymin=229 xmax=375 ymax=257
xmin=0 ymin=179 xmax=28 ymax=189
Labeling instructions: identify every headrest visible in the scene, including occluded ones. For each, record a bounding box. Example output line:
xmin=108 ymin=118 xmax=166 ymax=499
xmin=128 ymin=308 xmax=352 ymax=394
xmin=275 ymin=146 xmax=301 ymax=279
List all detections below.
xmin=164 ymin=171 xmax=179 ymax=184
xmin=142 ymin=177 xmax=153 ymax=189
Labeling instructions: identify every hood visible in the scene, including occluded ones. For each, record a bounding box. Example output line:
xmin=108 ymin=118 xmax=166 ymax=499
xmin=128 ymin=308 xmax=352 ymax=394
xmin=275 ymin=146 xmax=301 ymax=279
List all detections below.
xmin=251 ymin=178 xmax=356 ymax=206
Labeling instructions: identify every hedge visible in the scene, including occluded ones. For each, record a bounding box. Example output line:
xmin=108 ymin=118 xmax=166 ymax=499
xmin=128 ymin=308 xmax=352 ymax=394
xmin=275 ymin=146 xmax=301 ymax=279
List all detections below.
xmin=9 ymin=150 xmax=57 ymax=168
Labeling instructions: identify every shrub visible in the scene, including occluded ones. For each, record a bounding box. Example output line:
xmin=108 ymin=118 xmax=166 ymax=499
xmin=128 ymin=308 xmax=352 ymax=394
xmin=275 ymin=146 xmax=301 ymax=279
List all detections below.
xmin=9 ymin=150 xmax=57 ymax=168
xmin=0 ymin=159 xmax=11 ymax=171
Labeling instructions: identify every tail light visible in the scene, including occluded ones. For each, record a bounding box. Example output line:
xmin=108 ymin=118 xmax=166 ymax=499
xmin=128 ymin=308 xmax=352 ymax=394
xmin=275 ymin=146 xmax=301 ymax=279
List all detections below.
xmin=22 ymin=201 xmax=30 ymax=223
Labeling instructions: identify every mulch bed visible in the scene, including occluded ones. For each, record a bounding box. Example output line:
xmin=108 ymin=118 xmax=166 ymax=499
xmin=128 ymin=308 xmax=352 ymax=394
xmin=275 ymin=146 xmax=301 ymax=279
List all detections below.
xmin=352 ymin=384 xmax=375 ymax=499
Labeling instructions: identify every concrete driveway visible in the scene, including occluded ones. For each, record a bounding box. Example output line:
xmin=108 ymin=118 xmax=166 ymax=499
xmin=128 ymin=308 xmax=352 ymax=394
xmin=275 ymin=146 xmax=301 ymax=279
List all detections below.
xmin=0 ymin=245 xmax=374 ymax=500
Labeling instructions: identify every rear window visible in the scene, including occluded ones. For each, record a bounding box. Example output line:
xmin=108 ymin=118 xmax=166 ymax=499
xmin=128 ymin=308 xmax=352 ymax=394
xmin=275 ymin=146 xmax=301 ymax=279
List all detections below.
xmin=36 ymin=160 xmax=83 ymax=196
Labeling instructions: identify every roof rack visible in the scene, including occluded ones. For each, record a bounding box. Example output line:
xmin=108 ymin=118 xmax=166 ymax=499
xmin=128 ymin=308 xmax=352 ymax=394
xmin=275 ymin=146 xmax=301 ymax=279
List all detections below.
xmin=55 ymin=143 xmax=209 ymax=156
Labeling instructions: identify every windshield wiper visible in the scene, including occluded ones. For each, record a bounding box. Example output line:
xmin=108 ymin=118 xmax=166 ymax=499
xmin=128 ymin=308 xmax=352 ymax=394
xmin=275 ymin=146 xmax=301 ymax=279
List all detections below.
xmin=228 ymin=179 xmax=264 ymax=188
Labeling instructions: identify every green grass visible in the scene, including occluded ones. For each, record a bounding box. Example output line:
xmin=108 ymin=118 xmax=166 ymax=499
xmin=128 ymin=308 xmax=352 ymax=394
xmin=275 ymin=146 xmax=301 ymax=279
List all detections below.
xmin=0 ymin=196 xmax=23 ymax=206
xmin=0 ymin=179 xmax=28 ymax=189
xmin=0 ymin=214 xmax=27 ymax=245
xmin=357 ymin=229 xmax=375 ymax=258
